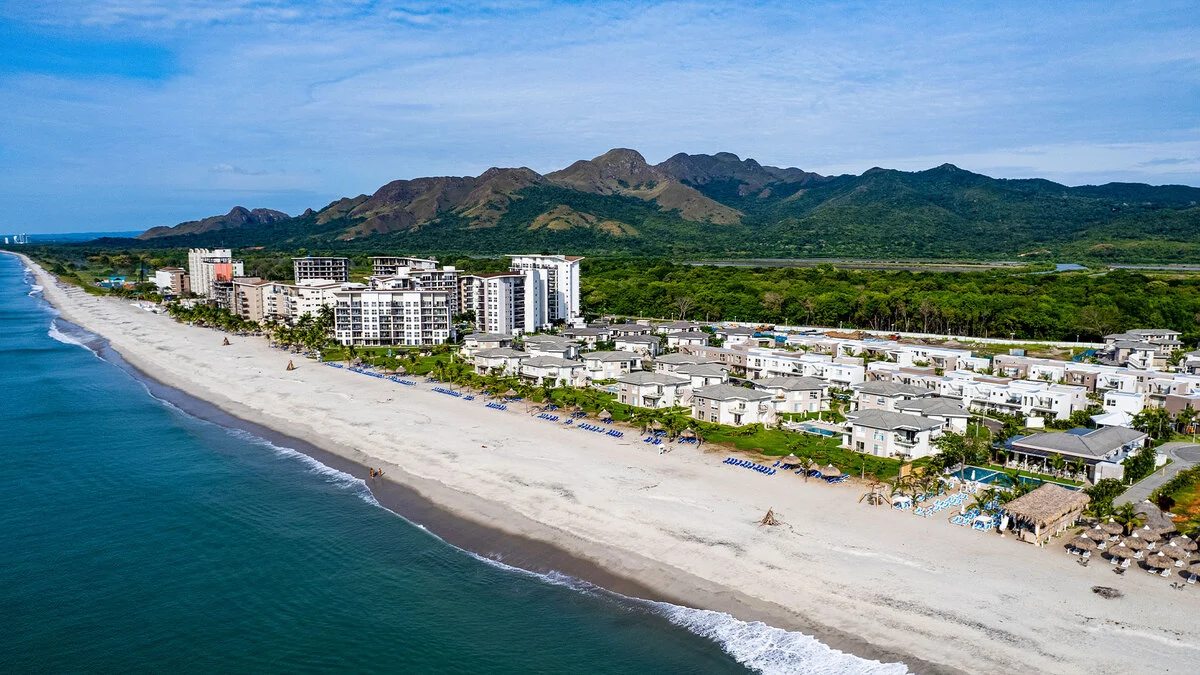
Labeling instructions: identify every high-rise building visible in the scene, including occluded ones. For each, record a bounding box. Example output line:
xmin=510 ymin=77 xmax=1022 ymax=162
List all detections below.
xmin=371 ymin=266 xmax=459 ymax=318
xmin=370 ymin=256 xmax=439 ymax=277
xmin=507 ymin=254 xmax=583 ymax=330
xmin=333 ymin=287 xmax=454 ymax=346
xmin=293 ymin=256 xmax=350 ymax=283
xmin=153 ymin=268 xmax=190 ymax=296
xmin=460 ymin=272 xmax=527 ymax=335
xmin=188 ymin=248 xmax=244 ymax=297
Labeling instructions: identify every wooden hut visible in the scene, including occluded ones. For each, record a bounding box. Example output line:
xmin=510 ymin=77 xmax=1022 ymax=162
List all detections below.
xmin=1002 ymin=484 xmax=1090 ymax=546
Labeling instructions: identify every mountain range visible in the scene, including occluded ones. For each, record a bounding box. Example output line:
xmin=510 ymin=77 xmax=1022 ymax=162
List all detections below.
xmin=127 ymin=149 xmax=1200 ymax=261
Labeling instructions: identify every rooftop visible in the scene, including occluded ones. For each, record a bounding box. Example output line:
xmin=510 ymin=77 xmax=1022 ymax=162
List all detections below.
xmin=753 ymin=376 xmax=829 ymax=392
xmin=845 ymin=409 xmax=942 ymax=432
xmin=1011 ymin=426 xmax=1147 ymax=459
xmin=583 ymin=350 xmax=642 ymax=362
xmin=853 ymin=381 xmax=934 ymax=397
xmin=895 ymin=397 xmax=971 ymax=417
xmin=1003 ymin=484 xmax=1090 ymax=528
xmin=692 ymin=384 xmax=774 ymax=402
xmin=617 ymin=371 xmax=689 ymax=386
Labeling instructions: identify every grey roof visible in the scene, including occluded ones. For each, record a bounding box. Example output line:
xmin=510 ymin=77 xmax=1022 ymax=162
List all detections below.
xmin=610 ymin=322 xmax=652 ymax=333
xmin=675 ymin=363 xmax=730 ymax=378
xmin=853 ymin=381 xmax=933 ymax=397
xmin=466 ymin=332 xmax=513 ymax=343
xmin=656 ymin=321 xmax=697 ymax=330
xmin=1012 ymin=426 xmax=1147 ymax=459
xmin=584 ymin=350 xmax=642 ymax=362
xmin=475 ymin=347 xmax=527 ymax=359
xmin=1130 ymin=328 xmax=1181 ymax=336
xmin=654 ymin=353 xmax=707 ymax=365
xmin=521 ymin=356 xmax=583 ymax=368
xmin=563 ymin=327 xmax=610 ymax=337
xmin=692 ymin=383 xmax=773 ymax=402
xmin=669 ymin=331 xmax=711 ymax=340
xmin=753 ymin=376 xmax=829 ymax=392
xmin=846 ymin=409 xmax=942 ymax=432
xmin=617 ymin=371 xmax=689 ymax=386
xmin=718 ymin=326 xmax=756 ymax=335
xmin=523 ymin=335 xmax=575 ymax=347
xmin=1111 ymin=341 xmax=1156 ymax=350
xmin=895 ymin=397 xmax=971 ymax=417
xmin=616 ymin=334 xmax=660 ymax=344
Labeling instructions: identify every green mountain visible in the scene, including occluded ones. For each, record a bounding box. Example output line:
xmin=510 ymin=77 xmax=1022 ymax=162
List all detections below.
xmin=118 ymin=150 xmax=1200 ymax=262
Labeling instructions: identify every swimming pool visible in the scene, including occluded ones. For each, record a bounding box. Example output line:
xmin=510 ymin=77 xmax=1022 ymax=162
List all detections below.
xmin=794 ymin=422 xmax=840 ymax=437
xmin=951 ymin=466 xmax=1079 ymax=490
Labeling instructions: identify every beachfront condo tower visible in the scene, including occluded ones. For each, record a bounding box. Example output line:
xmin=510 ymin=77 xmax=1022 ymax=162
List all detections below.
xmin=332 ymin=286 xmax=454 ymax=347
xmin=188 ymin=248 xmax=244 ymax=298
xmin=460 ymin=272 xmax=527 ymax=335
xmin=507 ymin=254 xmax=583 ymax=330
xmin=370 ymin=256 xmax=439 ymax=277
xmin=293 ymin=256 xmax=350 ymax=283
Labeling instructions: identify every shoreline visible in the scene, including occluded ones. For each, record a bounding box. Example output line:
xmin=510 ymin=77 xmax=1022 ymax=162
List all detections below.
xmin=11 ymin=250 xmax=1200 ymax=674
xmin=13 ymin=253 xmax=932 ymax=673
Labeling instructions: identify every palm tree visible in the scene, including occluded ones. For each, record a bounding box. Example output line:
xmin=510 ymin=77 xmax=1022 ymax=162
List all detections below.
xmin=1111 ymin=502 xmax=1146 ymax=535
xmin=1048 ymin=453 xmax=1066 ymax=478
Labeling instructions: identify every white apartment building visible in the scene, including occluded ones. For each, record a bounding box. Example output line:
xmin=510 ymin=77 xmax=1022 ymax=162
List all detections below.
xmin=332 ymin=287 xmax=453 ymax=346
xmin=582 ymin=351 xmax=643 ymax=380
xmin=522 ymin=335 xmax=579 ymax=360
xmin=153 ymin=268 xmax=189 ymax=295
xmin=293 ymin=256 xmax=350 ymax=283
xmin=187 ymin=248 xmax=244 ymax=297
xmin=508 ymin=254 xmax=583 ymax=329
xmin=666 ymin=331 xmax=710 ymax=349
xmin=460 ymin=272 xmax=526 ymax=335
xmin=472 ymin=348 xmax=528 ymax=376
xmin=752 ymin=376 xmax=829 ymax=414
xmin=462 ymin=333 xmax=514 ymax=357
xmin=614 ymin=334 xmax=661 ymax=357
xmin=519 ymin=357 xmax=586 ymax=387
xmin=852 ymin=381 xmax=934 ymax=412
xmin=371 ymin=256 xmax=438 ymax=276
xmin=843 ymin=410 xmax=942 ymax=460
xmin=691 ymin=384 xmax=775 ymax=427
xmin=618 ymin=371 xmax=691 ymax=409
xmin=674 ymin=363 xmax=730 ymax=388
xmin=374 ymin=266 xmax=460 ymax=318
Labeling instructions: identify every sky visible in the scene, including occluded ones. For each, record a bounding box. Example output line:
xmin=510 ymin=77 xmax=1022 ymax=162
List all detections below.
xmin=1 ymin=1 xmax=1198 ymax=233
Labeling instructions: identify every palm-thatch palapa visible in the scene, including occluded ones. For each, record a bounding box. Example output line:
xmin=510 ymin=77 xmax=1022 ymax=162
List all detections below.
xmin=598 ymin=409 xmax=613 ymax=421
xmin=1002 ymin=483 xmax=1090 ymax=545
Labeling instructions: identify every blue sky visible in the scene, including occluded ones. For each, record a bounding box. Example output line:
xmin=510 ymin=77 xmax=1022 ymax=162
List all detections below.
xmin=1 ymin=1 xmax=1198 ymax=233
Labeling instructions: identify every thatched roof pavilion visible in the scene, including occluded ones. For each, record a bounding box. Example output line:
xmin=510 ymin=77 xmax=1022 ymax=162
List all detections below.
xmin=1002 ymin=484 xmax=1090 ymax=545
xmin=598 ymin=409 xmax=613 ymax=421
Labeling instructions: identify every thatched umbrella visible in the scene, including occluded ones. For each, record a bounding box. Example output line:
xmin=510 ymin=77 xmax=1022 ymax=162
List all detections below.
xmin=780 ymin=454 xmax=802 ymax=466
xmin=680 ymin=428 xmax=696 ymax=439
xmin=650 ymin=420 xmax=664 ymax=431
xmin=1083 ymin=527 xmax=1108 ymax=542
xmin=1100 ymin=520 xmax=1125 ymax=536
xmin=1109 ymin=545 xmax=1136 ymax=559
xmin=504 ymin=388 xmax=518 ymax=398
xmin=1143 ymin=552 xmax=1172 ymax=569
xmin=821 ymin=464 xmax=842 ymax=478
xmin=598 ymin=409 xmax=613 ymax=421
xmin=807 ymin=462 xmax=821 ymax=473
xmin=1069 ymin=536 xmax=1097 ymax=551
xmin=1160 ymin=543 xmax=1191 ymax=561
xmin=395 ymin=366 xmax=407 ymax=375
xmin=1169 ymin=536 xmax=1198 ymax=552
xmin=1190 ymin=559 xmax=1200 ymax=572
xmin=1139 ymin=524 xmax=1167 ymax=540
xmin=1121 ymin=535 xmax=1147 ymax=551
xmin=572 ymin=404 xmax=583 ymax=413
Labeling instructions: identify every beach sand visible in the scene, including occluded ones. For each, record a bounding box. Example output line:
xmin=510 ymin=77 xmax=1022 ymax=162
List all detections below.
xmin=22 ymin=255 xmax=1200 ymax=674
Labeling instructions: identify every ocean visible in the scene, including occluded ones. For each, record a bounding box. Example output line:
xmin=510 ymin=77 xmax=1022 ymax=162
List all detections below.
xmin=0 ymin=253 xmax=906 ymax=674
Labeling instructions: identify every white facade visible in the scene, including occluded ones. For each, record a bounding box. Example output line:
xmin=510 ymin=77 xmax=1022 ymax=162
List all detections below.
xmin=691 ymin=384 xmax=775 ymax=427
xmin=582 ymin=351 xmax=643 ymax=380
xmin=614 ymin=335 xmax=661 ymax=357
xmin=842 ymin=410 xmax=941 ymax=460
xmin=618 ymin=372 xmax=691 ymax=409
xmin=460 ymin=272 xmax=526 ymax=335
xmin=187 ymin=248 xmax=244 ymax=298
xmin=508 ymin=254 xmax=583 ymax=329
xmin=519 ymin=357 xmax=586 ymax=387
xmin=333 ymin=288 xmax=453 ymax=346
xmin=473 ymin=348 xmax=528 ymax=376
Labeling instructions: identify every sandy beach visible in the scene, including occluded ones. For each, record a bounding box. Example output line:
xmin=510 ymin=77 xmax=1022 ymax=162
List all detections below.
xmin=19 ymin=254 xmax=1200 ymax=674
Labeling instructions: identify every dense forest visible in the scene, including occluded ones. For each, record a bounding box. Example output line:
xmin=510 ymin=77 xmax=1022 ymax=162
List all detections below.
xmin=27 ymin=245 xmax=1200 ymax=344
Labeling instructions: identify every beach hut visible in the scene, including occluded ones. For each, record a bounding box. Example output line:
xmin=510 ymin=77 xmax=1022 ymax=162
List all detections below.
xmin=1002 ymin=484 xmax=1091 ymax=545
xmin=598 ymin=409 xmax=613 ymax=422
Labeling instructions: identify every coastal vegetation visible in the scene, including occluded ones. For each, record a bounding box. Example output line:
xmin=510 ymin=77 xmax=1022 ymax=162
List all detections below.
xmin=27 ymin=247 xmax=1200 ymax=344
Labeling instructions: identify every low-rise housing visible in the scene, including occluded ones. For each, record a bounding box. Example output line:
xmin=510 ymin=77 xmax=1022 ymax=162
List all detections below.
xmin=894 ymin=397 xmax=972 ymax=434
xmin=582 ymin=350 xmax=643 ymax=380
xmin=614 ymin=334 xmax=661 ymax=357
xmin=691 ymin=384 xmax=775 ymax=426
xmin=666 ymin=331 xmax=710 ymax=348
xmin=520 ymin=356 xmax=586 ymax=387
xmin=752 ymin=376 xmax=829 ymax=414
xmin=473 ymin=347 xmax=528 ymax=376
xmin=1009 ymin=427 xmax=1147 ymax=482
xmin=853 ymin=381 xmax=935 ymax=412
xmin=842 ymin=409 xmax=943 ymax=460
xmin=617 ymin=371 xmax=691 ymax=409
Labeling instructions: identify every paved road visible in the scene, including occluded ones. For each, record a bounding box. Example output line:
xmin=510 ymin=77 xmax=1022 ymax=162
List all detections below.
xmin=1118 ymin=442 xmax=1200 ymax=505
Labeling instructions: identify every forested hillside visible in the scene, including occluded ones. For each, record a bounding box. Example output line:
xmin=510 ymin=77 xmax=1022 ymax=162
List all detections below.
xmin=103 ymin=150 xmax=1200 ymax=263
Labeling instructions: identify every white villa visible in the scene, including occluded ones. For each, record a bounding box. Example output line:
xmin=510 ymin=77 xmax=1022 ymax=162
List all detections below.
xmin=752 ymin=376 xmax=830 ymax=414
xmin=691 ymin=384 xmax=776 ymax=427
xmin=617 ymin=371 xmax=691 ymax=409
xmin=842 ymin=409 xmax=942 ymax=460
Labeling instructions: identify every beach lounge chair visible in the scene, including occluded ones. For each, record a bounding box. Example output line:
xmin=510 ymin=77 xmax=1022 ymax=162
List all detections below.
xmin=1160 ymin=568 xmax=1170 ymax=578
xmin=1189 ymin=574 xmax=1197 ymax=585
xmin=1121 ymin=558 xmax=1131 ymax=569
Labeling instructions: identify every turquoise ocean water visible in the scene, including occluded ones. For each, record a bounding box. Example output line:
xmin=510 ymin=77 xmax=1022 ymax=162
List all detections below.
xmin=0 ymin=254 xmax=906 ymax=674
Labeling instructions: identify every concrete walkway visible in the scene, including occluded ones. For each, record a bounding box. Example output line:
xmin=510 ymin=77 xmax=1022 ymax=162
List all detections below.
xmin=1118 ymin=441 xmax=1200 ymax=505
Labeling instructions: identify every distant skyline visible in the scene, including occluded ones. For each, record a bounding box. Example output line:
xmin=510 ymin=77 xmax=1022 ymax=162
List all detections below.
xmin=2 ymin=1 xmax=1198 ymax=233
